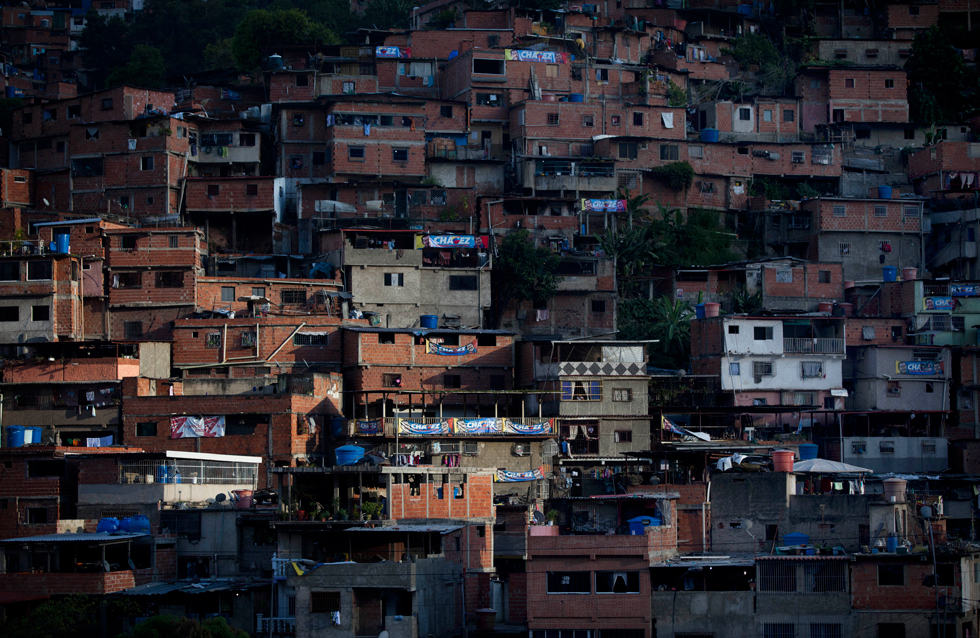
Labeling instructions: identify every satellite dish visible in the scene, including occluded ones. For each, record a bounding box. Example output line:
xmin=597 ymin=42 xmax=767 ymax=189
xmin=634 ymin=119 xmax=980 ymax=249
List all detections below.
xmin=379 ymin=631 xmax=390 ymax=638
xmin=42 ymin=198 xmax=50 ymax=207
xmin=215 ymin=493 xmax=227 ymax=502
xmin=532 ymin=510 xmax=546 ymax=523
xmin=743 ymin=520 xmax=754 ymax=530
xmin=921 ymin=506 xmax=934 ymax=520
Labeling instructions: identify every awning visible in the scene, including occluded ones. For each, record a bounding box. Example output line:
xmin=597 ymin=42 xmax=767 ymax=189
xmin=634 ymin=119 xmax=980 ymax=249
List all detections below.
xmin=0 ymin=532 xmax=148 ymax=544
xmin=345 ymin=524 xmax=464 ymax=534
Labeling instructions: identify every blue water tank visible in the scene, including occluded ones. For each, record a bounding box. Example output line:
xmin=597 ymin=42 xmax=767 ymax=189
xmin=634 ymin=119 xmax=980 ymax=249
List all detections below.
xmin=695 ymin=304 xmax=706 ymax=319
xmin=55 ymin=234 xmax=70 ymax=254
xmin=883 ymin=266 xmax=898 ymax=282
xmin=155 ymin=465 xmax=168 ymax=484
xmin=29 ymin=426 xmax=42 ymax=445
xmin=700 ymin=128 xmax=720 ymax=143
xmin=118 ymin=517 xmax=132 ymax=533
xmin=336 ymin=445 xmax=365 ymax=466
xmin=886 ymin=533 xmax=898 ymax=552
xmin=569 ymin=93 xmax=584 ymax=103
xmin=783 ymin=532 xmax=810 ymax=546
xmin=628 ymin=516 xmax=660 ymax=535
xmin=6 ymin=425 xmax=25 ymax=448
xmin=877 ymin=185 xmax=892 ymax=199
xmin=798 ymin=443 xmax=818 ymax=460
xmin=130 ymin=515 xmax=151 ymax=534
xmin=330 ymin=417 xmax=346 ymax=439
xmin=97 ymin=517 xmax=119 ymax=534
xmin=49 ymin=241 xmax=57 ymax=253
xmin=420 ymin=315 xmax=438 ymax=329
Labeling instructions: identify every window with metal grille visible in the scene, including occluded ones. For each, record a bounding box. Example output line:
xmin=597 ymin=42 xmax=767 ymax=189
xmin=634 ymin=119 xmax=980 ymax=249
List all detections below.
xmin=754 ymin=326 xmax=774 ymax=340
xmin=874 ymin=205 xmax=887 ymax=217
xmin=411 ymin=190 xmax=427 ymax=206
xmin=124 ymin=321 xmax=143 ymax=339
xmin=294 ymin=333 xmax=329 ymax=346
xmin=801 ymin=361 xmax=823 ymax=379
xmin=612 ymin=388 xmax=632 ymax=402
xmin=157 ymin=272 xmax=183 ymax=288
xmin=792 ymin=151 xmax=805 ymax=163
xmin=922 ymin=441 xmax=937 ymax=454
xmin=753 ymin=362 xmax=773 ymax=376
xmin=281 ymin=290 xmax=307 ymax=304
xmin=311 ymin=591 xmax=341 ymax=613
xmin=878 ymin=564 xmax=904 ymax=586
xmin=880 ymin=441 xmax=895 ymax=454
xmin=810 ymin=624 xmax=842 ymax=638
xmin=383 ymin=373 xmax=401 ymax=388
xmin=764 ymin=624 xmax=795 ymax=638
xmin=205 ymin=333 xmax=221 ymax=349
xmin=833 ymin=205 xmax=845 ymax=217
xmin=547 ymin=572 xmax=591 ymax=593
xmin=794 ymin=392 xmax=815 ymax=406
xmin=583 ymin=115 xmax=594 ymax=127
xmin=591 ymin=299 xmax=606 ymax=313
xmin=392 ymin=148 xmax=409 ymax=162
xmin=561 ymin=380 xmax=602 ymax=401
xmin=904 ymin=205 xmax=920 ymax=218
xmin=660 ymin=144 xmax=679 ymax=160
xmin=241 ymin=332 xmax=256 ymax=347
xmin=614 ymin=430 xmax=632 ymax=442
xmin=221 ymin=286 xmax=235 ymax=302
xmin=431 ymin=190 xmax=447 ymax=205
xmin=160 ymin=511 xmax=202 ymax=541
xmin=547 ymin=113 xmax=559 ymax=125
xmin=619 ymin=143 xmax=637 ymax=159
xmin=839 ymin=242 xmax=850 ymax=255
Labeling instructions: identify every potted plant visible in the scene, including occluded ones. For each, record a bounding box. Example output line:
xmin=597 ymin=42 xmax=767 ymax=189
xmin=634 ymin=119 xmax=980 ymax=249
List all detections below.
xmin=545 ymin=509 xmax=559 ymax=526
xmin=336 ymin=508 xmax=348 ymax=521
xmin=362 ymin=502 xmax=382 ymax=520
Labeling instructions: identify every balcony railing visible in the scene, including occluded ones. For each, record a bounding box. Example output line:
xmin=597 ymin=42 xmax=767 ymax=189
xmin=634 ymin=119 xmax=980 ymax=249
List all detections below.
xmin=256 ymin=616 xmax=296 ymax=636
xmin=783 ymin=338 xmax=844 ymax=355
xmin=118 ymin=459 xmax=258 ymax=485
xmin=534 ymin=160 xmax=615 ymax=178
xmin=923 ymin=284 xmax=951 ymax=297
xmin=350 ymin=416 xmax=556 ymax=437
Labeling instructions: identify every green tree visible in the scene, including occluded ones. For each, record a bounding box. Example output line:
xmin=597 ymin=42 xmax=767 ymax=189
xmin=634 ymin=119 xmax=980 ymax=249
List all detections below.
xmin=107 ymin=45 xmax=166 ymax=88
xmin=131 ymin=614 xmax=248 ymax=638
xmin=232 ymin=8 xmax=338 ymax=71
xmin=77 ymin=9 xmax=131 ymax=89
xmin=623 ymin=296 xmax=693 ymax=370
xmin=906 ymin=26 xmax=977 ymax=124
xmin=495 ymin=229 xmax=562 ymax=309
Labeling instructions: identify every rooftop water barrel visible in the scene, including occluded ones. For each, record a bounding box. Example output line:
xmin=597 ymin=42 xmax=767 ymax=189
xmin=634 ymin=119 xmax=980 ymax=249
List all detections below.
xmin=233 ymin=489 xmax=254 ymax=509
xmin=695 ymin=303 xmax=706 ymax=319
xmin=155 ymin=465 xmax=168 ymax=484
xmin=877 ymin=185 xmax=892 ymax=199
xmin=118 ymin=517 xmax=132 ymax=533
xmin=798 ymin=443 xmax=818 ymax=460
xmin=839 ymin=303 xmax=854 ymax=317
xmin=29 ymin=426 xmax=42 ymax=444
xmin=883 ymin=266 xmax=898 ymax=282
xmin=772 ymin=449 xmax=795 ymax=472
xmin=97 ymin=517 xmax=119 ymax=533
xmin=569 ymin=93 xmax=584 ymax=102
xmin=628 ymin=516 xmax=661 ymax=535
xmin=883 ymin=477 xmax=907 ymax=503
xmin=6 ymin=425 xmax=24 ymax=448
xmin=55 ymin=234 xmax=70 ymax=254
xmin=902 ymin=267 xmax=918 ymax=281
xmin=336 ymin=445 xmax=365 ymax=466
xmin=130 ymin=515 xmax=151 ymax=534
xmin=48 ymin=241 xmax=57 ymax=253
xmin=818 ymin=302 xmax=834 ymax=313
xmin=886 ymin=533 xmax=898 ymax=552
xmin=783 ymin=532 xmax=809 ymax=546
xmin=703 ymin=302 xmax=720 ymax=317
xmin=420 ymin=315 xmax=438 ymax=329
xmin=330 ymin=417 xmax=346 ymax=439
xmin=700 ymin=128 xmax=719 ymax=143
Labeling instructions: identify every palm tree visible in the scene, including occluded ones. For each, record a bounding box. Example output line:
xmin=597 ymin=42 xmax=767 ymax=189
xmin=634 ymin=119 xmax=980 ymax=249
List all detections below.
xmin=650 ymin=296 xmax=693 ymax=369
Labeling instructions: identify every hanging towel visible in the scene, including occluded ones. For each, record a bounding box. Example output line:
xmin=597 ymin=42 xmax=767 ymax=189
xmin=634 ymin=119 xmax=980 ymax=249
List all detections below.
xmin=364 ymin=123 xmax=371 ymax=136
xmin=326 ymin=114 xmax=335 ymax=126
xmin=661 ymin=112 xmax=674 ymax=129
xmin=190 ymin=144 xmax=197 ymax=156
xmin=86 ymin=437 xmax=101 ymax=447
xmin=536 ymin=308 xmax=549 ymax=321
xmin=128 ymin=139 xmax=137 ymax=150
xmin=332 ymin=611 xmax=341 ymax=626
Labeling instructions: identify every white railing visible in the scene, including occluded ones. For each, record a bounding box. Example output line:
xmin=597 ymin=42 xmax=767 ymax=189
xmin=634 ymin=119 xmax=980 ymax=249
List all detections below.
xmin=256 ymin=615 xmax=296 ymax=635
xmin=118 ymin=459 xmax=257 ymax=486
xmin=783 ymin=338 xmax=844 ymax=355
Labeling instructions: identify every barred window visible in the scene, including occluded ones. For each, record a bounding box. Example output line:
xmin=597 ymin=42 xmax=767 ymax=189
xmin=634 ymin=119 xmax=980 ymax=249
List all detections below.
xmin=281 ymin=290 xmax=307 ymax=304
xmin=561 ymin=380 xmax=602 ymax=401
xmin=753 ymin=361 xmax=773 ymax=376
xmin=311 ymin=591 xmax=341 ymax=613
xmin=241 ymin=332 xmax=257 ymax=347
xmin=801 ymin=361 xmax=823 ymax=379
xmin=764 ymin=624 xmax=795 ymax=638
xmin=294 ymin=333 xmax=329 ymax=346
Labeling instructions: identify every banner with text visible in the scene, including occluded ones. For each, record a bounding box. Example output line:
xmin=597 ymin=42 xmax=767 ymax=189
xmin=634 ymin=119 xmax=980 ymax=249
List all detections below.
xmin=495 ymin=467 xmax=546 ymax=482
xmin=923 ymin=297 xmax=955 ymax=311
xmin=504 ymin=50 xmax=570 ymax=63
xmin=426 ymin=340 xmax=477 ymax=356
xmin=171 ymin=416 xmax=226 ymax=439
xmin=398 ymin=419 xmax=452 ymax=435
xmin=581 ymin=199 xmax=627 ymax=212
xmin=896 ymin=361 xmax=944 ymax=375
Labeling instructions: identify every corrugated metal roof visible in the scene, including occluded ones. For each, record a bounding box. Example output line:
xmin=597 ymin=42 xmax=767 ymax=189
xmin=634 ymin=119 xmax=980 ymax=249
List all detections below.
xmin=345 ymin=326 xmax=516 ymax=335
xmin=553 ymin=493 xmax=680 ymax=500
xmin=0 ymin=532 xmax=147 ymax=544
xmin=345 ymin=524 xmax=464 ymax=534
xmin=118 ymin=580 xmax=260 ymax=596
xmin=757 ymin=554 xmax=852 ymax=561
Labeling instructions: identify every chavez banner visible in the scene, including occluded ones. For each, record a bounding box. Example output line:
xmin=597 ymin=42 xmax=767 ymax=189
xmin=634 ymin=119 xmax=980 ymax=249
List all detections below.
xmin=171 ymin=416 xmax=226 ymax=439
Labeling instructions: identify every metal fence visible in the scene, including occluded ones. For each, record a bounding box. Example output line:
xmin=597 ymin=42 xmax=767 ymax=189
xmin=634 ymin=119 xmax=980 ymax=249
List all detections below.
xmin=118 ymin=459 xmax=257 ymax=486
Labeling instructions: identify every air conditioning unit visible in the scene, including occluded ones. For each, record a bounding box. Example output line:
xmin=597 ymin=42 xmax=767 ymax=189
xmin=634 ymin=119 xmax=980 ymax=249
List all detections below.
xmin=512 ymin=443 xmax=529 ymax=457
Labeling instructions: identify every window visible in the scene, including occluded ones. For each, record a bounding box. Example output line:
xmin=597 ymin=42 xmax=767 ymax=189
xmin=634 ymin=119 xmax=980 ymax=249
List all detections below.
xmin=633 ymin=112 xmax=643 ymax=126
xmin=611 ymin=115 xmax=620 ymax=126
xmin=614 ymin=430 xmax=632 ymax=442
xmin=56 ymin=141 xmax=65 ymax=152
xmin=475 ymin=93 xmax=501 ymax=106
xmin=660 ymin=144 xmax=679 ymax=160
xmin=728 ymin=325 xmax=740 ymax=334
xmin=904 ymin=205 xmax=920 ymax=218
xmin=884 ymin=78 xmax=895 ymax=89
xmin=473 ymin=59 xmax=504 ymax=74
xmin=246 ymin=184 xmax=259 ymax=197
xmin=165 ymin=235 xmax=179 ymax=249
xmin=27 ymin=261 xmax=52 ymax=280
xmin=116 ymin=272 xmax=141 ymax=288
xmin=72 ymin=158 xmax=103 ymax=177
xmin=591 ymin=300 xmax=606 ymax=313
xmin=547 ymin=113 xmax=560 ymax=125
xmin=689 ymin=145 xmax=703 ymax=158
xmin=290 ymin=156 xmax=303 ymax=170
xmin=281 ymin=290 xmax=306 ymax=304
xmin=136 ymin=422 xmax=157 ymax=437
xmin=877 ymin=624 xmax=905 ymax=638
xmin=158 ymin=272 xmax=183 ymax=288
xmin=561 ymin=380 xmax=602 ymax=401
xmin=430 ymin=190 xmax=447 ymax=205
xmin=294 ymin=333 xmax=329 ymax=346
xmin=583 ymin=115 xmax=594 ymax=127
xmin=783 ymin=110 xmax=795 ymax=122
xmin=26 ymin=507 xmax=48 ymax=525
xmin=449 ymin=275 xmax=477 ymax=290
xmin=547 ymin=572 xmax=591 ymax=593
xmin=874 ymin=205 xmax=887 ymax=217
xmin=754 ymin=326 xmax=774 ymax=340
xmin=618 ymin=143 xmax=637 ymax=159
xmin=878 ymin=564 xmax=904 ymax=586
xmin=137 ymin=156 xmax=153 ymax=171
xmin=596 ymin=68 xmax=609 ymax=82
xmin=384 ymin=273 xmax=404 ymax=287
xmin=292 ymin=113 xmax=305 ymax=126
xmin=810 ymin=624 xmax=842 ymax=638
xmin=844 ymin=78 xmax=855 ymax=88
xmin=295 ymin=74 xmax=309 ymax=87
xmin=0 ymin=262 xmax=19 ymax=280
xmin=832 ymin=205 xmax=846 ymax=217
xmin=794 ymin=392 xmax=815 ymax=406
xmin=922 ymin=441 xmax=937 ymax=454
xmin=764 ymin=624 xmax=795 ymax=638
xmin=753 ymin=361 xmax=773 ymax=376
xmin=880 ymin=441 xmax=895 ymax=454
xmin=801 ymin=361 xmax=823 ymax=379
xmin=596 ymin=571 xmax=640 ymax=593
xmin=546 ymin=64 xmax=559 ymax=77
xmin=818 ymin=270 xmax=831 ymax=283
xmin=730 ymin=362 xmax=740 ymax=375
xmin=792 ymin=151 xmax=805 ymax=163
xmin=311 ymin=591 xmax=341 ymax=613
xmin=124 ymin=321 xmax=143 ymax=339
xmin=349 ymin=146 xmax=365 ymax=160
xmin=342 ymin=81 xmax=355 ymax=94
xmin=738 ymin=108 xmax=751 ymax=121
xmin=839 ymin=242 xmax=851 ymax=256
xmin=30 ymin=305 xmax=49 ymax=321
xmin=383 ymin=374 xmax=402 ymax=388
xmin=43 ymin=108 xmax=57 ymax=121
xmin=103 ymin=98 xmax=115 ymax=111
xmin=612 ymin=388 xmax=632 ymax=402
xmin=763 ymin=109 xmax=773 ymax=122
xmin=22 ymin=112 xmax=32 ymax=124
xmin=444 ymin=374 xmax=461 ymax=389
xmin=909 ymin=4 xmax=920 ymax=13
xmin=392 ymin=148 xmax=409 ymax=162
xmin=220 ymin=286 xmax=235 ymax=302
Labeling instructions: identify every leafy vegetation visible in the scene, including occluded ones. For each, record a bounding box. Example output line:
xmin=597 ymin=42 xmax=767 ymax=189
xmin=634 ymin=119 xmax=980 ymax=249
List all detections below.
xmin=618 ymin=297 xmax=693 ymax=370
xmin=650 ymin=161 xmax=695 ymax=191
xmin=495 ymin=229 xmax=562 ymax=308
xmin=906 ymin=26 xmax=978 ymax=124
xmin=106 ymin=45 xmax=166 ymax=89
xmin=130 ymin=614 xmax=248 ymax=638
xmin=2 ymin=594 xmax=144 ymax=638
xmin=666 ymin=80 xmax=686 ymax=107
xmin=232 ymin=8 xmax=338 ymax=71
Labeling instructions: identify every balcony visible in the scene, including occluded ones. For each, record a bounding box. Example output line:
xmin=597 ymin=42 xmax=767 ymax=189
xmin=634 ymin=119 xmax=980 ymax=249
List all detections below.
xmin=350 ymin=416 xmax=556 ymax=438
xmin=528 ymin=159 xmax=617 ymax=193
xmin=257 ymin=616 xmax=296 ymax=636
xmin=2 ymin=358 xmax=140 ymax=384
xmin=427 ymin=140 xmax=504 ymax=161
xmin=783 ymin=338 xmax=844 ymax=355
